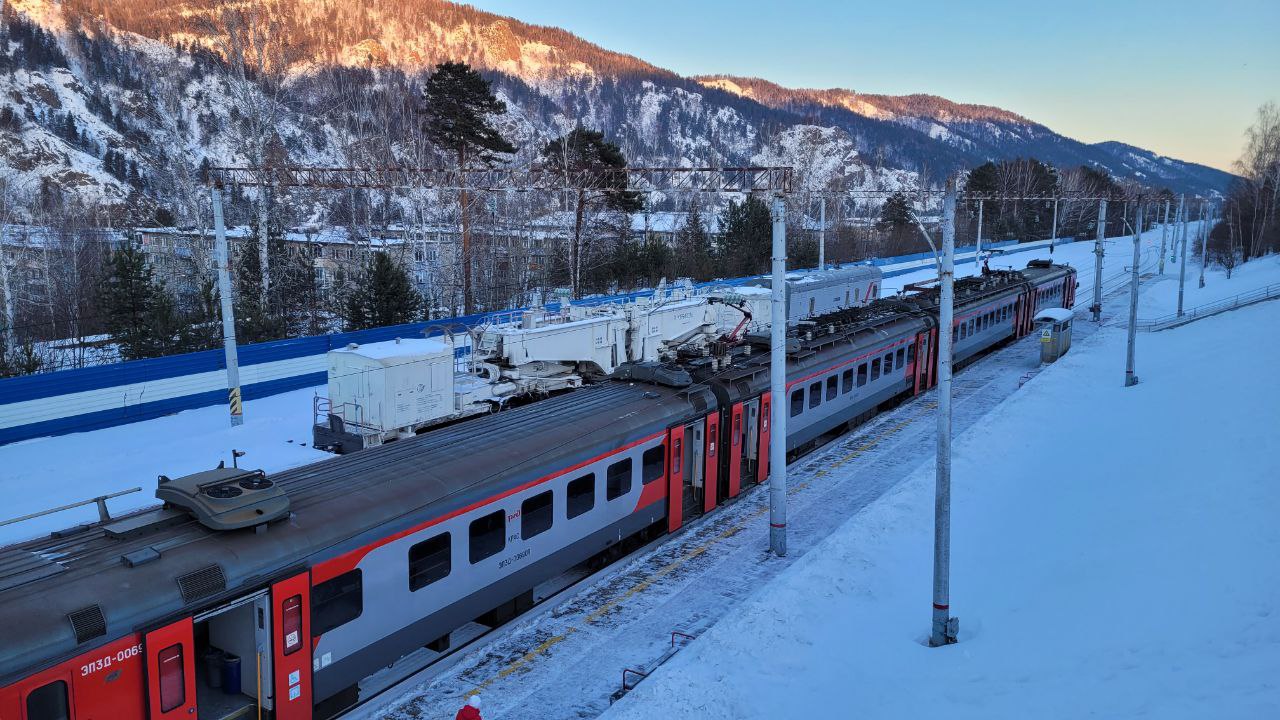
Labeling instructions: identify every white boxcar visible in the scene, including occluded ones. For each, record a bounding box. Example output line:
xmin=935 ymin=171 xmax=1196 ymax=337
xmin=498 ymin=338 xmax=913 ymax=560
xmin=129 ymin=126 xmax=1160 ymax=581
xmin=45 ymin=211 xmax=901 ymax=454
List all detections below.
xmin=325 ymin=337 xmax=455 ymax=433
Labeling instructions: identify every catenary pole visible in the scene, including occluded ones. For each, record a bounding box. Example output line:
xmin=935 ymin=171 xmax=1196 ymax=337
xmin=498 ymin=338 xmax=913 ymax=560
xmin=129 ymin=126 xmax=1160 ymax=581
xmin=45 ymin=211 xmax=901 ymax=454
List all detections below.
xmin=1092 ymin=200 xmax=1106 ymax=322
xmin=1125 ymin=199 xmax=1144 ymax=387
xmin=930 ymin=178 xmax=958 ymax=647
xmin=1050 ymin=198 xmax=1058 ymax=247
xmin=769 ymin=194 xmax=788 ymax=557
xmin=211 ymin=185 xmax=244 ymax=426
xmin=975 ymin=199 xmax=984 ymax=272
xmin=818 ymin=195 xmax=826 ymax=270
xmin=1159 ymin=199 xmax=1170 ymax=274
xmin=1177 ymin=202 xmax=1191 ymax=317
xmin=1199 ymin=202 xmax=1210 ymax=289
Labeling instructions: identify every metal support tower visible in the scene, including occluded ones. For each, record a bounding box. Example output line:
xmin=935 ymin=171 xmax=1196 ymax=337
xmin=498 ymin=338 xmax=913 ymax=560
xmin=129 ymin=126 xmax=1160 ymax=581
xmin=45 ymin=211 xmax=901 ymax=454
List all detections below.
xmin=769 ymin=195 xmax=788 ymax=558
xmin=1125 ymin=200 xmax=1144 ymax=387
xmin=1092 ymin=200 xmax=1107 ymax=322
xmin=930 ymin=179 xmax=958 ymax=647
xmin=211 ymin=185 xmax=244 ymax=426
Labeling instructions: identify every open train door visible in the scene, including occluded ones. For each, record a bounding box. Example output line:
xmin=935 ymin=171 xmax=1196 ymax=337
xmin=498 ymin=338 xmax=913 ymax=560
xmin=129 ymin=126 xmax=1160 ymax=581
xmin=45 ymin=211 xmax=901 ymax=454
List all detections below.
xmin=271 ymin=572 xmax=312 ymax=720
xmin=144 ymin=618 xmax=197 ymax=719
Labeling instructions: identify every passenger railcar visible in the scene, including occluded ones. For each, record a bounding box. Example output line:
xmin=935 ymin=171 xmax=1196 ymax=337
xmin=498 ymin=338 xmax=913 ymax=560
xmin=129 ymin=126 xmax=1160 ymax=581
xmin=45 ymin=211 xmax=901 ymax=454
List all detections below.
xmin=0 ymin=262 xmax=1075 ymax=720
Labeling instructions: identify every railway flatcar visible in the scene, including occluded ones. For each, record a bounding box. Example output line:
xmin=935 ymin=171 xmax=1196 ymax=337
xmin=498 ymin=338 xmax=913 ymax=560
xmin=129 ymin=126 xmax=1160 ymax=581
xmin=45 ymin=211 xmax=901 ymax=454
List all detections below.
xmin=0 ymin=261 xmax=1075 ymax=720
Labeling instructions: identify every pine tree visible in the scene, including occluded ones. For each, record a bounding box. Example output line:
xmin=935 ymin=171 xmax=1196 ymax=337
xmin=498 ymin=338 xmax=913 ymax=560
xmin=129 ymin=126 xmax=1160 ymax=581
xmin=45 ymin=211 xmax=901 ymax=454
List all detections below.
xmin=541 ymin=126 xmax=642 ymax=297
xmin=676 ymin=203 xmax=713 ymax=279
xmin=98 ymin=241 xmax=180 ymax=360
xmin=420 ymin=61 xmax=516 ymax=314
xmin=718 ymin=196 xmax=773 ymax=276
xmin=877 ymin=192 xmax=915 ymax=229
xmin=344 ymin=253 xmax=422 ymax=331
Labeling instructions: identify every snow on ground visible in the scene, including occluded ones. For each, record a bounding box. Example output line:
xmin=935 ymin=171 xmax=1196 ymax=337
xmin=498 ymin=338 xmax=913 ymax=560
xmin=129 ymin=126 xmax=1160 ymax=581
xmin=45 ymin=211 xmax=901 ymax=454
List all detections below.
xmin=1137 ymin=251 xmax=1280 ymax=318
xmin=602 ymin=267 xmax=1280 ymax=719
xmin=0 ymin=386 xmax=328 ymax=544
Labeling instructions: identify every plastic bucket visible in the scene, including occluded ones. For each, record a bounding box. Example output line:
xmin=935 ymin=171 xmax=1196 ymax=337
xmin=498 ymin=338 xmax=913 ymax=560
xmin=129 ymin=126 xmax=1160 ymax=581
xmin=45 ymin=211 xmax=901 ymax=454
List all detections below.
xmin=220 ymin=653 xmax=241 ymax=695
xmin=203 ymin=648 xmax=224 ymax=689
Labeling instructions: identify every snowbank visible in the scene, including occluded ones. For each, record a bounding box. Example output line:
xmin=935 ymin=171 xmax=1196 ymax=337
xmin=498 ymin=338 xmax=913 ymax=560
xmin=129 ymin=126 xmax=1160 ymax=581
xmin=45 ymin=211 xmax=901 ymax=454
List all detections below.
xmin=603 ymin=288 xmax=1280 ymax=718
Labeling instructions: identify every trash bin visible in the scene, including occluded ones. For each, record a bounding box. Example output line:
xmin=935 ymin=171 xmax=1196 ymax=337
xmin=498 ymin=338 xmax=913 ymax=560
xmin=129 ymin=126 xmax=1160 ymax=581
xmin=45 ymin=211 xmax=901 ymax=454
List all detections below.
xmin=203 ymin=648 xmax=224 ymax=689
xmin=220 ymin=653 xmax=241 ymax=695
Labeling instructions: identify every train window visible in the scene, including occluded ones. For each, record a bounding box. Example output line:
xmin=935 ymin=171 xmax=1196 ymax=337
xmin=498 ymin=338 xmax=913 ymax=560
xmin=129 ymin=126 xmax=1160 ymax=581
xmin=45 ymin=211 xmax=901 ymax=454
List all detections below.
xmin=312 ymin=570 xmax=363 ymax=635
xmin=808 ymin=382 xmax=821 ymax=409
xmin=896 ymin=348 xmax=905 ymax=368
xmin=607 ymin=458 xmax=632 ymax=501
xmin=790 ymin=389 xmax=804 ymax=416
xmin=158 ymin=643 xmax=185 ymax=713
xmin=522 ymin=492 xmax=554 ymax=539
xmin=567 ymin=474 xmax=595 ymax=518
xmin=907 ymin=342 xmax=916 ymax=364
xmin=26 ymin=680 xmax=69 ymax=720
xmin=643 ymin=446 xmax=665 ymax=484
xmin=826 ymin=376 xmax=838 ymax=401
xmin=470 ymin=510 xmax=506 ymax=562
xmin=857 ymin=363 xmax=868 ymax=387
xmin=884 ymin=353 xmax=894 ymax=373
xmin=969 ymin=319 xmax=975 ymax=335
xmin=871 ymin=358 xmax=881 ymax=380
xmin=282 ymin=595 xmax=303 ymax=655
xmin=409 ymin=533 xmax=451 ymax=590
xmin=842 ymin=369 xmax=853 ymax=393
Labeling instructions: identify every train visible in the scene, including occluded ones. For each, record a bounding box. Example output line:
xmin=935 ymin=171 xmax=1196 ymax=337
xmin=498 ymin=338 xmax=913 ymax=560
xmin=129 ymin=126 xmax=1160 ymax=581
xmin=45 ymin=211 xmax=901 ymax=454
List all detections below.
xmin=0 ymin=260 xmax=1076 ymax=720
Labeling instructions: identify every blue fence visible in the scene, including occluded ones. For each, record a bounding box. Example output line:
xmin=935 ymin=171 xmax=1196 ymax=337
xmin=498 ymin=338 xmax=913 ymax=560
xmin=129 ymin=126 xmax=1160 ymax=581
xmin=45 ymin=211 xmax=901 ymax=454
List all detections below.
xmin=0 ymin=237 xmax=1070 ymax=446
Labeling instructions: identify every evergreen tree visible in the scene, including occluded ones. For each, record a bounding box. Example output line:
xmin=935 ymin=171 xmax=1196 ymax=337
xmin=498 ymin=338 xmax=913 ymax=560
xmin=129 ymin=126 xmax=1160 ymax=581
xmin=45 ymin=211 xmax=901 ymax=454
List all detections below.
xmin=344 ymin=252 xmax=422 ymax=330
xmin=675 ymin=203 xmax=713 ymax=279
xmin=98 ymin=241 xmax=180 ymax=360
xmin=541 ymin=126 xmax=643 ymax=296
xmin=877 ymin=192 xmax=915 ymax=229
xmin=420 ymin=61 xmax=515 ymax=314
xmin=718 ymin=196 xmax=773 ymax=276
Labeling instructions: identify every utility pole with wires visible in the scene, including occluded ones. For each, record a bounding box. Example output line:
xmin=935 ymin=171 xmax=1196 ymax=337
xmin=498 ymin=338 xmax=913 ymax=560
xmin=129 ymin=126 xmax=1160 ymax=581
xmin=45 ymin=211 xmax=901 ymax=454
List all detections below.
xmin=1199 ymin=202 xmax=1211 ymax=289
xmin=1176 ymin=203 xmax=1190 ymax=316
xmin=1092 ymin=200 xmax=1107 ymax=322
xmin=975 ymin=199 xmax=984 ymax=272
xmin=930 ymin=178 xmax=958 ymax=647
xmin=211 ymin=184 xmax=244 ymax=426
xmin=1125 ymin=199 xmax=1144 ymax=387
xmin=1159 ymin=199 xmax=1170 ymax=274
xmin=769 ymin=193 xmax=788 ymax=558
xmin=818 ymin=195 xmax=826 ymax=270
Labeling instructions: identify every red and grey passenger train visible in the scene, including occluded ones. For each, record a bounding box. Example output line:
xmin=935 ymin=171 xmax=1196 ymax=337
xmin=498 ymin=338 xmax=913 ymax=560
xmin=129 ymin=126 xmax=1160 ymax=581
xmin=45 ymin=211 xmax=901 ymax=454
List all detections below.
xmin=0 ymin=261 xmax=1076 ymax=720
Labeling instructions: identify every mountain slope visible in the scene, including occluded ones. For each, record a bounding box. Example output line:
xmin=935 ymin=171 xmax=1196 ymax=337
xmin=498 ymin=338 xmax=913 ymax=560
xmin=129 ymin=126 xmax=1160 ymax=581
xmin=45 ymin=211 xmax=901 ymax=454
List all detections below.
xmin=0 ymin=0 xmax=1233 ymax=227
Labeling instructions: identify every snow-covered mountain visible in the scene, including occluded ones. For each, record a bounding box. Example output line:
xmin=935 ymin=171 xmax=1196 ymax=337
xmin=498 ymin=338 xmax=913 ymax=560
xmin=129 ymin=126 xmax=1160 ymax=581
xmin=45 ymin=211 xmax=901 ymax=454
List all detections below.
xmin=0 ymin=0 xmax=1233 ymax=225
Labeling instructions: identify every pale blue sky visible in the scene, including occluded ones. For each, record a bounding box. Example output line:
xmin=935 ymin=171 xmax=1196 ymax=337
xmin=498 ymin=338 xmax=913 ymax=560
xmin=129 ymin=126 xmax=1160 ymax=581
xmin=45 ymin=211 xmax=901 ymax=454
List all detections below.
xmin=466 ymin=0 xmax=1279 ymax=172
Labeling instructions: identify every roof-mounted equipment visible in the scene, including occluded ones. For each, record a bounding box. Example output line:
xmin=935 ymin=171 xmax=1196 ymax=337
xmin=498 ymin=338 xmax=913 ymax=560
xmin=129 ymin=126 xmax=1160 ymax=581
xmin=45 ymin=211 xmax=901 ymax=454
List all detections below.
xmin=156 ymin=467 xmax=290 ymax=531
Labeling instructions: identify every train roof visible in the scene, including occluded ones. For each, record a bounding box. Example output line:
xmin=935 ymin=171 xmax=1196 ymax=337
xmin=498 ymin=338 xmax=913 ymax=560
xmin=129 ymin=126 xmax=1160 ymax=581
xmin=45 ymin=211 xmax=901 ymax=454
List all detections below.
xmin=0 ymin=381 xmax=695 ymax=684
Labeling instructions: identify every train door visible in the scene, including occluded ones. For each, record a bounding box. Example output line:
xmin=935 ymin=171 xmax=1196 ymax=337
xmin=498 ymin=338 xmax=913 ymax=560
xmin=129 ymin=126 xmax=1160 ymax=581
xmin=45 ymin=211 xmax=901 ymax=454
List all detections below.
xmin=757 ymin=393 xmax=772 ymax=485
xmin=726 ymin=403 xmax=744 ymax=498
xmin=740 ymin=398 xmax=761 ymax=488
xmin=684 ymin=420 xmax=705 ymax=524
xmin=144 ymin=618 xmax=197 ymax=720
xmin=15 ymin=668 xmax=75 ymax=720
xmin=188 ymin=588 xmax=275 ymax=720
xmin=703 ymin=414 xmax=719 ymax=514
xmin=666 ymin=425 xmax=686 ymax=533
xmin=271 ymin=573 xmax=311 ymax=720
